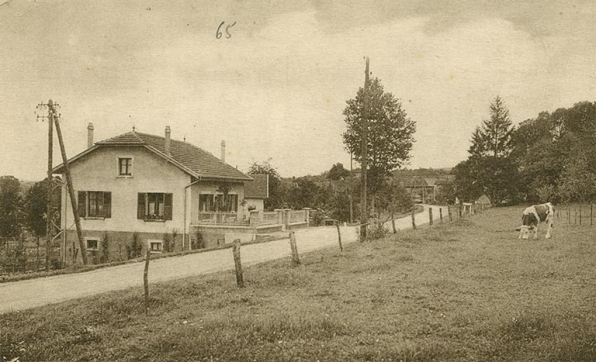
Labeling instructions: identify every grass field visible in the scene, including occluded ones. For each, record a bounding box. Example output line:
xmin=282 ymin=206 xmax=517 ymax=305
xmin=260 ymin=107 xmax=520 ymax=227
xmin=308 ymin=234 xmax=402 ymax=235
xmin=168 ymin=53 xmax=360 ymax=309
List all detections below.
xmin=2 ymin=206 xmax=596 ymax=361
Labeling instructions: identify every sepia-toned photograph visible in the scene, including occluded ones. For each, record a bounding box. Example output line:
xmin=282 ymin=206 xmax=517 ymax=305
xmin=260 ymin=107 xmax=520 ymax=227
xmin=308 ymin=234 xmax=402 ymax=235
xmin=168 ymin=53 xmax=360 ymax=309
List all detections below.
xmin=1 ymin=0 xmax=595 ymax=360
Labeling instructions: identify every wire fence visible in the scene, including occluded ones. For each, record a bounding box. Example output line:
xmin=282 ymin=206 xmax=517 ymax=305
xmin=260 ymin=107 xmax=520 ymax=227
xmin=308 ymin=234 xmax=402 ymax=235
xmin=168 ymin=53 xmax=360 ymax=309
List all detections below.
xmin=555 ymin=204 xmax=594 ymax=226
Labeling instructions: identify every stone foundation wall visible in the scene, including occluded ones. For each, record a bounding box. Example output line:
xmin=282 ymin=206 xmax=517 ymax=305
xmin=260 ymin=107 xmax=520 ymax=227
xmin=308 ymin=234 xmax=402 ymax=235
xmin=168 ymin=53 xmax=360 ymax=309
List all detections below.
xmin=63 ymin=229 xmax=188 ymax=265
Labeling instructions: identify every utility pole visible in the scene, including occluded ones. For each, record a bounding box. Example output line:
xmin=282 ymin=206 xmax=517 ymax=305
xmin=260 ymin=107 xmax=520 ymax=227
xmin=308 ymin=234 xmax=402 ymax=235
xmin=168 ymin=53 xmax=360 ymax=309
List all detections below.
xmin=49 ymin=101 xmax=88 ymax=266
xmin=360 ymin=57 xmax=370 ymax=241
xmin=349 ymin=150 xmax=353 ymax=224
xmin=36 ymin=101 xmax=54 ymax=271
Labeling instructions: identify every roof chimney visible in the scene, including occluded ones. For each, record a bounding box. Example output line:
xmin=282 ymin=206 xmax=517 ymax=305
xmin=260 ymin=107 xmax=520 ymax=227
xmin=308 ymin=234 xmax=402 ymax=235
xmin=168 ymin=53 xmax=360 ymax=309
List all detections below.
xmin=165 ymin=126 xmax=171 ymax=155
xmin=87 ymin=123 xmax=94 ymax=149
xmin=220 ymin=140 xmax=226 ymax=163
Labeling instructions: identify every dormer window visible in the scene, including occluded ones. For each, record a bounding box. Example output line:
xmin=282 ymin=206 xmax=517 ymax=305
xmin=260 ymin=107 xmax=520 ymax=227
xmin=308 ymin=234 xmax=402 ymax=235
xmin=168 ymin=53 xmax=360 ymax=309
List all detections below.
xmin=118 ymin=157 xmax=133 ymax=176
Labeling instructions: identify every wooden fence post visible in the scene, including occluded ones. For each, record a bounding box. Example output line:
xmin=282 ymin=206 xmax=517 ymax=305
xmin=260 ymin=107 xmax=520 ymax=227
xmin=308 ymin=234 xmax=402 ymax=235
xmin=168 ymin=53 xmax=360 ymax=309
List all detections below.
xmin=391 ymin=213 xmax=397 ymax=234
xmin=574 ymin=207 xmax=577 ymax=224
xmin=439 ymin=208 xmax=443 ymax=223
xmin=591 ymin=204 xmax=593 ymax=226
xmin=429 ymin=208 xmax=433 ymax=226
xmin=459 ymin=203 xmax=463 ymax=218
xmin=233 ymin=239 xmax=244 ymax=288
xmin=448 ymin=206 xmax=452 ymax=222
xmin=335 ymin=224 xmax=343 ymax=252
xmin=143 ymin=248 xmax=150 ymax=315
xmin=579 ymin=203 xmax=582 ymax=225
xmin=289 ymin=231 xmax=300 ymax=265
xmin=411 ymin=208 xmax=417 ymax=230
xmin=568 ymin=205 xmax=570 ymax=224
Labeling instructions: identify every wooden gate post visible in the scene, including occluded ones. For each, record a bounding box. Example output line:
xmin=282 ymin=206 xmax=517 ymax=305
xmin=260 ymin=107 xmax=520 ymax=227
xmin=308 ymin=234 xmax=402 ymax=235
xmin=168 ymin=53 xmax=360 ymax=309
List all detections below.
xmin=233 ymin=239 xmax=244 ymax=288
xmin=429 ymin=208 xmax=433 ymax=226
xmin=411 ymin=208 xmax=416 ymax=230
xmin=335 ymin=224 xmax=343 ymax=252
xmin=289 ymin=231 xmax=300 ymax=265
xmin=143 ymin=248 xmax=150 ymax=315
xmin=448 ymin=206 xmax=452 ymax=222
xmin=439 ymin=208 xmax=443 ymax=222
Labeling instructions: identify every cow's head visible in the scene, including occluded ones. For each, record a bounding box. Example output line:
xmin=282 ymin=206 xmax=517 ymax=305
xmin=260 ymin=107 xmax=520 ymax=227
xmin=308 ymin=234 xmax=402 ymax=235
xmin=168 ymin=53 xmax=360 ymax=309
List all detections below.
xmin=516 ymin=225 xmax=535 ymax=239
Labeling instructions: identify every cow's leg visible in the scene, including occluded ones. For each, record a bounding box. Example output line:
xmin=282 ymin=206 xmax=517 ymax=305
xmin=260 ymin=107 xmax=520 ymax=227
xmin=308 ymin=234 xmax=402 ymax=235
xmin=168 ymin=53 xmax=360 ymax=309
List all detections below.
xmin=545 ymin=218 xmax=553 ymax=239
xmin=533 ymin=224 xmax=539 ymax=239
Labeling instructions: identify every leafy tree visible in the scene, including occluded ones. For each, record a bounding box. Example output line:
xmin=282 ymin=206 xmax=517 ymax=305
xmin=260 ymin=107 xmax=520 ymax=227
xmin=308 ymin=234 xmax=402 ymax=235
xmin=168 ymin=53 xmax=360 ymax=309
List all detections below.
xmin=342 ymin=77 xmax=416 ymax=208
xmin=559 ymin=152 xmax=596 ymax=204
xmin=248 ymin=159 xmax=285 ymax=210
xmin=453 ymin=159 xmax=484 ymax=202
xmin=286 ymin=178 xmax=321 ymax=210
xmin=0 ymin=176 xmax=23 ymax=239
xmin=435 ymin=179 xmax=456 ymax=205
xmin=23 ymin=178 xmax=61 ymax=241
xmin=328 ymin=163 xmax=350 ymax=181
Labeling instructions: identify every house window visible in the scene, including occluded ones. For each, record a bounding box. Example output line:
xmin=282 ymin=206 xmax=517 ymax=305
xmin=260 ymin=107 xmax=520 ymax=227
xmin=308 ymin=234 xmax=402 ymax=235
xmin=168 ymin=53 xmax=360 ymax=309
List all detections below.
xmin=78 ymin=191 xmax=111 ymax=218
xmin=199 ymin=194 xmax=237 ymax=212
xmin=137 ymin=193 xmax=173 ymax=221
xmin=199 ymin=194 xmax=214 ymax=212
xmin=148 ymin=240 xmax=163 ymax=253
xmin=86 ymin=239 xmax=99 ymax=250
xmin=118 ymin=157 xmax=133 ymax=176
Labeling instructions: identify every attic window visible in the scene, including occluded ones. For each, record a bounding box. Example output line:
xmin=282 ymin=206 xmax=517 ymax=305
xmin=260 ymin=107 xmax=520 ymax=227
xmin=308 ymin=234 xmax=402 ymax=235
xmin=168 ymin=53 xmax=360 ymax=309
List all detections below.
xmin=118 ymin=157 xmax=133 ymax=176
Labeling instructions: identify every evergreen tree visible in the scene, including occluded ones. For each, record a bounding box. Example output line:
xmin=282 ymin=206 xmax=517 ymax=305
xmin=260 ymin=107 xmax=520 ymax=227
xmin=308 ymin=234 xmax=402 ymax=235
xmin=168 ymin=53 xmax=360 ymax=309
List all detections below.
xmin=469 ymin=96 xmax=514 ymax=159
xmin=460 ymin=97 xmax=518 ymax=204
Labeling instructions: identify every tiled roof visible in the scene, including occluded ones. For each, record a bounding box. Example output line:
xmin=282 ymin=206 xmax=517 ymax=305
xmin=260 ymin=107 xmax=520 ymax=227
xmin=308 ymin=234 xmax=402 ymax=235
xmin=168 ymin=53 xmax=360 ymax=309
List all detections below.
xmin=57 ymin=130 xmax=252 ymax=182
xmin=244 ymin=174 xmax=269 ymax=199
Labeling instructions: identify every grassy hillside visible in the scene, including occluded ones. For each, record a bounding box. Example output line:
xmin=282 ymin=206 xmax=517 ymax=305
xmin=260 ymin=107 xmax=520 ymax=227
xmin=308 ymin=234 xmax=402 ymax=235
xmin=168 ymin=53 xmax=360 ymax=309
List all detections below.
xmin=2 ymin=207 xmax=596 ymax=361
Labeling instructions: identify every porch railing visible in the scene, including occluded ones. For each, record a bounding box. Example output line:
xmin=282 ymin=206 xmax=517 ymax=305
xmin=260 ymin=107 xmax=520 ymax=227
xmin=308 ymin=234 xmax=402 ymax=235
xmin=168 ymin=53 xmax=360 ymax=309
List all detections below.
xmin=198 ymin=212 xmax=249 ymax=226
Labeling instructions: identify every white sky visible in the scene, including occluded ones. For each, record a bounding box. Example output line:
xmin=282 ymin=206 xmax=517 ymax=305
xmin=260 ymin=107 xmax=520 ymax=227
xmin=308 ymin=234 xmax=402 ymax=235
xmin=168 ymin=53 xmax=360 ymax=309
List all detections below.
xmin=1 ymin=0 xmax=595 ymax=181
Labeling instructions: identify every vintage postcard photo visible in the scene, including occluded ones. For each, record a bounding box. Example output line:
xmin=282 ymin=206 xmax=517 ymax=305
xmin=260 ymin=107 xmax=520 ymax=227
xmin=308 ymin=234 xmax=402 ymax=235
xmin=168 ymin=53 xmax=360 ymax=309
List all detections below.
xmin=1 ymin=1 xmax=595 ymax=360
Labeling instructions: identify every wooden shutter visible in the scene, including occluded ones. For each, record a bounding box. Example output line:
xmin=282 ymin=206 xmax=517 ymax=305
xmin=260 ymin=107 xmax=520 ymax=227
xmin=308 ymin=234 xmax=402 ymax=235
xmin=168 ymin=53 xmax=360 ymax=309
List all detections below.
xmin=103 ymin=192 xmax=112 ymax=218
xmin=77 ymin=191 xmax=86 ymax=218
xmin=137 ymin=193 xmax=146 ymax=220
xmin=164 ymin=193 xmax=173 ymax=220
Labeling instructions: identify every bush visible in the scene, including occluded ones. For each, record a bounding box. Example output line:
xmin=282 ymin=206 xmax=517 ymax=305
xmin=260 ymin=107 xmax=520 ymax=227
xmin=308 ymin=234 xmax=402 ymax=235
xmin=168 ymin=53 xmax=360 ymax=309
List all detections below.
xmin=192 ymin=230 xmax=205 ymax=250
xmin=126 ymin=232 xmax=143 ymax=259
xmin=367 ymin=222 xmax=389 ymax=241
xmin=163 ymin=233 xmax=171 ymax=253
xmin=100 ymin=232 xmax=109 ymax=263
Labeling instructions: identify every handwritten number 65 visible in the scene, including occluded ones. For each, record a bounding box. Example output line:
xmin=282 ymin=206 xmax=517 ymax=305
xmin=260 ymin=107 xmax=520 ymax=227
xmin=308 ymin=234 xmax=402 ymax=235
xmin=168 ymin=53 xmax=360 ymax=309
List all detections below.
xmin=216 ymin=21 xmax=236 ymax=39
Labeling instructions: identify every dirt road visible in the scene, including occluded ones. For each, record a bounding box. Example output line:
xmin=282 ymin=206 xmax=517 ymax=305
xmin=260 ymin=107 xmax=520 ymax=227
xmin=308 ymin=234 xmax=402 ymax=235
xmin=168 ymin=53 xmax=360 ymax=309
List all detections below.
xmin=0 ymin=205 xmax=445 ymax=314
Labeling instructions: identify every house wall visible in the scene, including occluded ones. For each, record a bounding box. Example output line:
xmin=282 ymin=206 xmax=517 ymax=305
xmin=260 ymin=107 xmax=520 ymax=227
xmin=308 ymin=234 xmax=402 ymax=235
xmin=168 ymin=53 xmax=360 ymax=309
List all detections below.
xmin=64 ymin=229 xmax=185 ymax=265
xmin=243 ymin=198 xmax=264 ymax=219
xmin=61 ymin=146 xmax=192 ymax=242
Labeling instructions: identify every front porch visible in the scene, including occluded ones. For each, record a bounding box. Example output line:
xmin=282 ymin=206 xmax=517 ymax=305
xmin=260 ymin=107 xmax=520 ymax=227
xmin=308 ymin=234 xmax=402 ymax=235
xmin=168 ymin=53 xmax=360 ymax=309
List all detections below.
xmin=190 ymin=208 xmax=310 ymax=247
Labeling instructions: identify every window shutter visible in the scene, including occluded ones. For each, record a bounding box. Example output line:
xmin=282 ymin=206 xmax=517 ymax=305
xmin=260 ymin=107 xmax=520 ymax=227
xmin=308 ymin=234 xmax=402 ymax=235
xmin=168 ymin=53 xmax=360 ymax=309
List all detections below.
xmin=77 ymin=191 xmax=86 ymax=218
xmin=164 ymin=193 xmax=173 ymax=220
xmin=103 ymin=192 xmax=112 ymax=218
xmin=137 ymin=193 xmax=146 ymax=220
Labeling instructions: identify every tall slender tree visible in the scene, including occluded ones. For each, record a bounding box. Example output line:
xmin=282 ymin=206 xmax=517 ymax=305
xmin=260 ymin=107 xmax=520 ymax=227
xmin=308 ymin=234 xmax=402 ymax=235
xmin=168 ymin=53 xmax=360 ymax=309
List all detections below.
xmin=469 ymin=96 xmax=514 ymax=159
xmin=456 ymin=96 xmax=518 ymax=204
xmin=342 ymin=77 xmax=416 ymax=209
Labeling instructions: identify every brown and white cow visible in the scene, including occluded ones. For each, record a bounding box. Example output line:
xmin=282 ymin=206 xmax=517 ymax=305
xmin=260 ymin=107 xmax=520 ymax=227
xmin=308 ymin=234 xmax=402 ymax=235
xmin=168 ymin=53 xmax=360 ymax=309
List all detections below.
xmin=516 ymin=202 xmax=555 ymax=239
